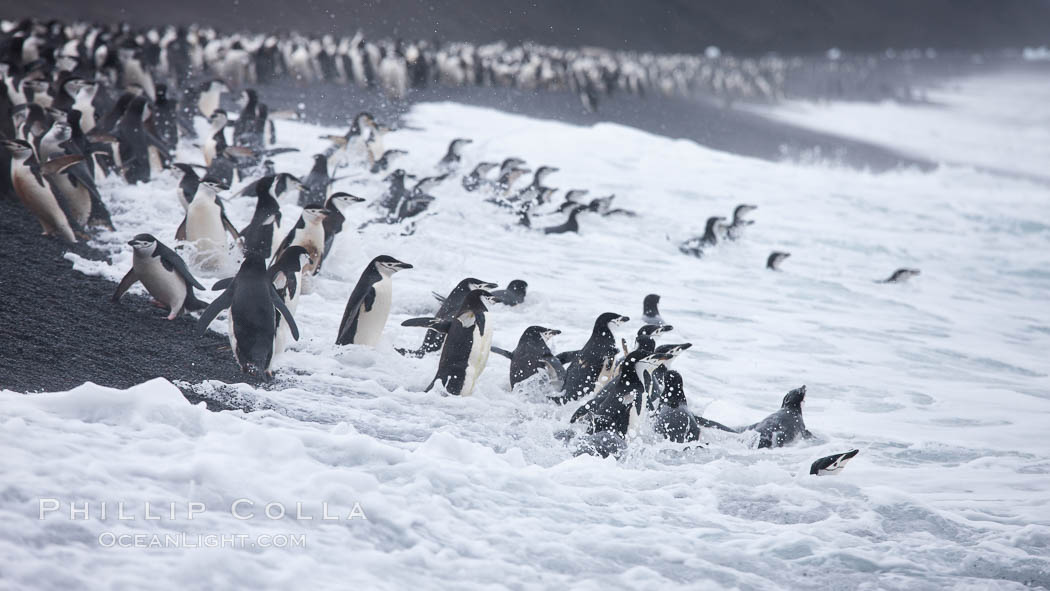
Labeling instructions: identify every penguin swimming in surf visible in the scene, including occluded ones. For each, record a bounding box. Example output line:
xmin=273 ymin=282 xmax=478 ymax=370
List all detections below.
xmin=810 ymin=449 xmax=859 ymax=476
xmin=743 ymin=385 xmax=813 ymax=449
xmin=767 ymin=251 xmax=791 ymax=270
xmin=584 ymin=350 xmax=672 ymax=439
xmin=879 ymin=268 xmax=921 ymax=283
xmin=113 ymin=233 xmax=209 ymax=319
xmin=462 ymin=162 xmax=497 ymax=192
xmin=438 ymin=138 xmax=471 ymax=171
xmin=403 ymin=289 xmax=497 ymax=396
xmin=641 ymin=294 xmax=663 ymax=325
xmin=335 ymin=255 xmax=413 ymax=346
xmin=725 ymin=204 xmax=756 ymax=240
xmin=491 ymin=326 xmax=563 ymax=388
xmin=652 ymin=370 xmax=738 ymax=443
xmin=490 ymin=279 xmax=527 ymax=306
xmin=552 ymin=312 xmax=629 ymax=404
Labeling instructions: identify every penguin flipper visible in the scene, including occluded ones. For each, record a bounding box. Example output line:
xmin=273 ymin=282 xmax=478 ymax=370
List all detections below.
xmin=491 ymin=346 xmax=514 ymax=359
xmin=695 ymin=416 xmax=740 ymax=433
xmin=431 ymin=291 xmax=447 ymax=304
xmin=196 ymin=287 xmax=234 ymax=336
xmin=556 ymin=350 xmax=578 ymax=365
xmin=157 ymin=243 xmax=205 ymax=290
xmin=112 ymin=268 xmax=139 ymax=302
xmin=183 ymin=290 xmax=209 ymax=311
xmin=212 ymin=277 xmax=234 ymax=291
xmin=401 ymin=317 xmax=452 ymax=332
xmin=175 ymin=216 xmax=187 ymax=241
xmin=270 ymin=285 xmax=299 ymax=341
xmin=220 ymin=208 xmax=241 ymax=240
xmin=41 ymin=154 xmax=86 ymax=175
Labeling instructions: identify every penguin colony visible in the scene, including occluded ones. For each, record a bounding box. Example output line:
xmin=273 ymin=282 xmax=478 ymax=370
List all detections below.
xmin=1 ymin=19 xmax=918 ymax=472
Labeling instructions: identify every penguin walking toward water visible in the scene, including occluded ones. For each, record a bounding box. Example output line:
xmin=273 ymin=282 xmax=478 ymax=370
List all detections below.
xmin=402 ymin=289 xmax=497 ymax=396
xmin=272 ymin=205 xmax=330 ymax=278
xmin=551 ymin=312 xmax=630 ymax=404
xmin=335 ymin=255 xmax=413 ymax=346
xmin=491 ymin=326 xmax=564 ymax=388
xmin=743 ymin=385 xmax=813 ymax=448
xmin=641 ymin=294 xmax=663 ymax=325
xmin=269 ymin=245 xmax=312 ymax=358
xmin=490 ymin=279 xmax=527 ymax=306
xmin=2 ymin=138 xmax=80 ymax=242
xmin=113 ymin=233 xmax=209 ymax=319
xmin=320 ymin=192 xmax=366 ymax=268
xmin=197 ymin=249 xmax=300 ymax=377
xmin=543 ymin=205 xmax=588 ymax=235
xmin=397 ymin=277 xmax=498 ymax=357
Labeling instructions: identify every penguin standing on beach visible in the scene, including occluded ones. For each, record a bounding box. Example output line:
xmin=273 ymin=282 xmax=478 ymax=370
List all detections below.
xmin=335 ymin=255 xmax=413 ymax=346
xmin=269 ymin=245 xmax=311 ymax=357
xmin=113 ymin=233 xmax=209 ymax=319
xmin=197 ymin=249 xmax=300 ymax=377
xmin=2 ymin=139 xmax=79 ymax=242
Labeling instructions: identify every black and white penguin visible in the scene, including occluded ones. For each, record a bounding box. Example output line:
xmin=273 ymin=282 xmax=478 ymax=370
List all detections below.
xmin=641 ymin=294 xmax=663 ymax=325
xmin=743 ymin=385 xmax=813 ymax=449
xmin=555 ymin=189 xmax=590 ymax=213
xmin=115 ymin=95 xmax=169 ymax=184
xmin=491 ymin=279 xmax=527 ymax=306
xmin=239 ymin=176 xmax=283 ymax=259
xmin=370 ymin=148 xmax=407 ymax=173
xmin=170 ymin=163 xmax=200 ymax=210
xmin=335 ymin=255 xmax=413 ymax=346
xmin=175 ymin=178 xmax=240 ymax=269
xmin=725 ymin=204 xmax=756 ymax=240
xmin=269 ymin=245 xmax=312 ymax=357
xmin=462 ymin=161 xmax=497 ymax=192
xmin=113 ymin=233 xmax=209 ymax=319
xmin=196 ymin=79 xmax=228 ymax=119
xmin=652 ymin=370 xmax=738 ymax=443
xmin=202 ymin=109 xmax=228 ymax=167
xmin=272 ymin=205 xmax=330 ymax=278
xmin=437 ymin=138 xmax=471 ymax=170
xmin=552 ymin=312 xmax=630 ymax=404
xmin=810 ymin=449 xmax=859 ymax=476
xmin=320 ymin=191 xmax=366 ymax=267
xmin=152 ymin=84 xmax=178 ymax=149
xmin=679 ymin=216 xmax=726 ymax=257
xmin=298 ymin=153 xmax=331 ymax=206
xmin=397 ymin=277 xmax=499 ymax=357
xmin=35 ymin=121 xmax=113 ymax=230
xmin=197 ymin=249 xmax=300 ymax=377
xmin=879 ymin=268 xmax=921 ymax=283
xmin=491 ymin=326 xmax=563 ymax=388
xmin=585 ymin=350 xmax=671 ymax=439
xmin=403 ymin=289 xmax=497 ymax=396
xmin=2 ymin=138 xmax=78 ymax=242
xmin=543 ymin=205 xmax=587 ymax=235
xmin=767 ymin=251 xmax=791 ymax=270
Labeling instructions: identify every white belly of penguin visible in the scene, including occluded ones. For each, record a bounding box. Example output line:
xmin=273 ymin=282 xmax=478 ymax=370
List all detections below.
xmin=186 ymin=199 xmax=227 ymax=263
xmin=353 ymin=278 xmax=391 ymax=346
xmin=135 ymin=255 xmax=187 ymax=311
xmin=461 ymin=323 xmax=493 ymax=397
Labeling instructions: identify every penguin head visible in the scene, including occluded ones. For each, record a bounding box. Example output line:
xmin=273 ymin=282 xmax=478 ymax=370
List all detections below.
xmin=463 ymin=289 xmax=496 ymax=310
xmin=781 ymin=385 xmax=807 ymax=411
xmin=450 ymin=138 xmax=472 ymax=152
xmin=643 ymin=293 xmax=661 ymax=311
xmin=128 ymin=233 xmax=158 ymax=254
xmin=463 ymin=278 xmax=498 ymax=291
xmin=733 ymin=204 xmax=758 ymax=220
xmin=534 ymin=166 xmax=558 ymax=181
xmin=534 ymin=326 xmax=561 ymax=342
xmin=634 ymin=351 xmax=673 ymax=377
xmin=507 ymin=279 xmax=527 ymax=294
xmin=596 ymin=312 xmax=630 ymax=333
xmin=199 ymin=178 xmax=228 ymax=195
xmin=169 ymin=163 xmax=197 ymax=180
xmin=661 ymin=370 xmax=687 ymax=408
xmin=473 ymin=162 xmax=498 ymax=176
xmin=49 ymin=121 xmax=72 ymax=141
xmin=637 ymin=324 xmax=673 ymax=338
xmin=275 ymin=245 xmax=310 ymax=272
xmin=654 ymin=342 xmax=692 ymax=366
xmin=208 ymin=109 xmax=228 ymax=129
xmin=62 ymin=77 xmax=89 ymax=96
xmin=327 ymin=192 xmax=366 ymax=210
xmin=565 ymin=189 xmax=589 ymax=202
xmin=372 ymin=255 xmax=413 ymax=276
xmin=705 ymin=216 xmax=727 ymax=232
xmin=301 ymin=206 xmax=330 ymax=224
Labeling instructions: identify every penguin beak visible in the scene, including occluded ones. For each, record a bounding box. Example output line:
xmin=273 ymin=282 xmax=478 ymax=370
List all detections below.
xmin=396 ymin=262 xmax=413 ymax=270
xmin=480 ymin=282 xmax=499 ymax=290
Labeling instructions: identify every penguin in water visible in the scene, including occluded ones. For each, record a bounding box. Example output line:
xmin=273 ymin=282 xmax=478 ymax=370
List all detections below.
xmin=370 ymin=148 xmax=407 ymax=173
xmin=239 ymin=176 xmax=283 ymax=260
xmin=551 ymin=312 xmax=630 ymax=404
xmin=579 ymin=350 xmax=672 ymax=446
xmin=767 ymin=251 xmax=791 ymax=271
xmin=437 ymin=138 xmax=471 ymax=171
xmin=112 ymin=234 xmax=209 ymax=319
xmin=491 ymin=279 xmax=527 ymax=306
xmin=543 ymin=205 xmax=587 ymax=235
xmin=320 ymin=192 xmax=366 ymax=268
xmin=725 ymin=204 xmax=756 ymax=240
xmin=197 ymin=249 xmax=300 ymax=377
xmin=175 ymin=178 xmax=240 ymax=269
xmin=652 ymin=370 xmax=738 ymax=443
xmin=335 ymin=255 xmax=413 ymax=346
xmin=462 ymin=162 xmax=497 ymax=192
xmin=879 ymin=268 xmax=921 ymax=284
xmin=402 ymin=289 xmax=497 ymax=396
xmin=679 ymin=216 xmax=726 ymax=257
xmin=641 ymin=294 xmax=663 ymax=325
xmin=269 ymin=245 xmax=312 ymax=358
xmin=491 ymin=326 xmax=564 ymax=388
xmin=271 ymin=205 xmax=330 ymax=278
xmin=2 ymin=139 xmax=79 ymax=242
xmin=810 ymin=449 xmax=860 ymax=476
xmin=743 ymin=385 xmax=813 ymax=449
xmin=397 ymin=277 xmax=498 ymax=357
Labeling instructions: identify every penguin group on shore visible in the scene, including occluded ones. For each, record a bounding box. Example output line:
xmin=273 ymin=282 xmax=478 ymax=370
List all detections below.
xmin=1 ymin=17 xmax=904 ymax=472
